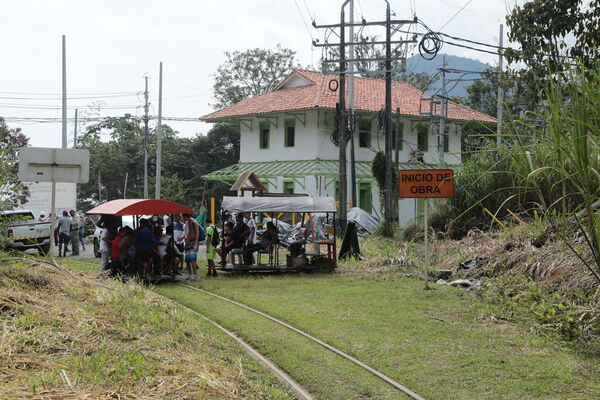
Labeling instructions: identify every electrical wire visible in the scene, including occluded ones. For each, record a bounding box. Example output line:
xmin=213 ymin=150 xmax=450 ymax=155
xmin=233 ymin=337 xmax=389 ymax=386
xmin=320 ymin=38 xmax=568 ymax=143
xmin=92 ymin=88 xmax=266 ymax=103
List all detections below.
xmin=439 ymin=0 xmax=473 ymax=31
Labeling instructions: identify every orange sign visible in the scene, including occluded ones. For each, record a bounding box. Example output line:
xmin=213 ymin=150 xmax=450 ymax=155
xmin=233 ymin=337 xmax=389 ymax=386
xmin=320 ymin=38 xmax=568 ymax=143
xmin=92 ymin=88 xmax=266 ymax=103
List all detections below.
xmin=398 ymin=169 xmax=454 ymax=198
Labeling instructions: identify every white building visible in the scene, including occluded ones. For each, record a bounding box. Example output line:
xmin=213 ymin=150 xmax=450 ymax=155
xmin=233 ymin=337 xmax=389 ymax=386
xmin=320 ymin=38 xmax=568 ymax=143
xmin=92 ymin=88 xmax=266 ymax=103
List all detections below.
xmin=201 ymin=70 xmax=495 ymax=225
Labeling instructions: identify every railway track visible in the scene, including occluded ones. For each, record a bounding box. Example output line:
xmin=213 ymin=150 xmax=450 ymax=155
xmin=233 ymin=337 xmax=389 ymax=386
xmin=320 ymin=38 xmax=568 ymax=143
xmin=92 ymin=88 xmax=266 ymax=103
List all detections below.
xmin=175 ymin=282 xmax=426 ymax=400
xmin=65 ymin=259 xmax=425 ymax=399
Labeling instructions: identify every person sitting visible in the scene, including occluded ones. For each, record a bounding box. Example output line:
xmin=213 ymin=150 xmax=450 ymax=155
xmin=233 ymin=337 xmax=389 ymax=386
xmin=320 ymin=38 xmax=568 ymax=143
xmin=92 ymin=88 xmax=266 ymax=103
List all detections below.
xmin=164 ymin=225 xmax=182 ymax=276
xmin=245 ymin=221 xmax=279 ymax=257
xmin=119 ymin=226 xmax=136 ymax=275
xmin=217 ymin=221 xmax=244 ymax=266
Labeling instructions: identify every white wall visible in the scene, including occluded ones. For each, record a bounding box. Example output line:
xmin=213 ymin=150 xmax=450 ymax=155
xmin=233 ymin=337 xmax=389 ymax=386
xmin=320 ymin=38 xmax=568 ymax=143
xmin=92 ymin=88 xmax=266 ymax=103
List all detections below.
xmin=236 ymin=110 xmax=462 ymax=222
xmin=21 ymin=182 xmax=77 ymax=219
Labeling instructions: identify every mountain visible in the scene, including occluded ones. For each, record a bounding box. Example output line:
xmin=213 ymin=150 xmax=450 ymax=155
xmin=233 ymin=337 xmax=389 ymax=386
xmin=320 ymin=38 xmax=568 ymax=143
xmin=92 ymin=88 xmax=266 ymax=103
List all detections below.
xmin=404 ymin=53 xmax=492 ymax=98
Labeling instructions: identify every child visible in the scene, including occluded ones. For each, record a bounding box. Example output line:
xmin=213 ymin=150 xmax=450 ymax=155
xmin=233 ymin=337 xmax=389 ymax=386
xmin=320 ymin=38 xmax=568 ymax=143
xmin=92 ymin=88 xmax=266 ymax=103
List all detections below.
xmin=205 ymin=218 xmax=218 ymax=277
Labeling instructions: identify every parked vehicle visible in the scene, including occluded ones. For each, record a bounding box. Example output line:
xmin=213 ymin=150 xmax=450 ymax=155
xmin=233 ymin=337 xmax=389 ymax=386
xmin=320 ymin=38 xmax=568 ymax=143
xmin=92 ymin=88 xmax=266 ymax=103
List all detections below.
xmin=1 ymin=210 xmax=51 ymax=255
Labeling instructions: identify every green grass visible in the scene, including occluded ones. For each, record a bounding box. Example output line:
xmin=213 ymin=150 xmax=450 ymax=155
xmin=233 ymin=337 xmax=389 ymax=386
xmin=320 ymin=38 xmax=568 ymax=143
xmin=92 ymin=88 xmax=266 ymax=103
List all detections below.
xmin=155 ymin=273 xmax=600 ymax=400
xmin=0 ymin=255 xmax=294 ymax=399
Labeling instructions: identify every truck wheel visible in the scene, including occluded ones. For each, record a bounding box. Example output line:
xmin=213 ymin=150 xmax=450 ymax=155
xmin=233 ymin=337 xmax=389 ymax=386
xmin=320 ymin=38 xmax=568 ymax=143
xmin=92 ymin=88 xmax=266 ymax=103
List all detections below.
xmin=38 ymin=244 xmax=50 ymax=256
xmin=93 ymin=238 xmax=101 ymax=258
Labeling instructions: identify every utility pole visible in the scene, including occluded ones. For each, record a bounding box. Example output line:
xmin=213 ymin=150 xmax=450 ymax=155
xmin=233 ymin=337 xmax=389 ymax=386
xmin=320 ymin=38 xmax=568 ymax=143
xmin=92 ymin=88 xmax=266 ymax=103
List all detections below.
xmin=395 ymin=108 xmax=401 ymax=163
xmin=73 ymin=109 xmax=78 ymax=148
xmin=438 ymin=55 xmax=447 ymax=166
xmin=383 ymin=0 xmax=393 ymax=226
xmin=143 ymin=76 xmax=149 ymax=199
xmin=348 ymin=0 xmax=357 ymax=209
xmin=496 ymin=24 xmax=504 ymax=145
xmin=338 ymin=2 xmax=349 ymax=231
xmin=155 ymin=62 xmax=163 ymax=200
xmin=313 ymin=5 xmax=417 ymax=230
xmin=62 ymin=35 xmax=67 ymax=149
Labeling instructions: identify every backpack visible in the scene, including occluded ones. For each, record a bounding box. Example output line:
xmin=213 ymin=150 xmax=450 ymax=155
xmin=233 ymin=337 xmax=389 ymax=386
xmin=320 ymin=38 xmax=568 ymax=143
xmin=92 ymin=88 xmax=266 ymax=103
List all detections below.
xmin=210 ymin=226 xmax=219 ymax=247
xmin=198 ymin=225 xmax=206 ymax=242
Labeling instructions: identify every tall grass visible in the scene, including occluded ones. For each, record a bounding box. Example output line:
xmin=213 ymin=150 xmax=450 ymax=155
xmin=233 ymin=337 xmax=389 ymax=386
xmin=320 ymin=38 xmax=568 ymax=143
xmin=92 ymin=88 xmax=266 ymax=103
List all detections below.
xmin=435 ymin=64 xmax=600 ymax=283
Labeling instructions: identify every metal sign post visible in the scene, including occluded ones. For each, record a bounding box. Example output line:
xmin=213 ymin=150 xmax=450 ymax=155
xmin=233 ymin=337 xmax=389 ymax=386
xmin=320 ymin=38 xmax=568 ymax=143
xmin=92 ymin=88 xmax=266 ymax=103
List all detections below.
xmin=398 ymin=169 xmax=454 ymax=289
xmin=18 ymin=147 xmax=90 ymax=257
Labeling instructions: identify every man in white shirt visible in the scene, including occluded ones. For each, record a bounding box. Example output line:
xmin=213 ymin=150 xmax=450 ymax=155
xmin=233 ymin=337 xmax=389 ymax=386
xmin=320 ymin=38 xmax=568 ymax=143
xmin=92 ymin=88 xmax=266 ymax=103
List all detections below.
xmin=57 ymin=210 xmax=71 ymax=257
xmin=244 ymin=212 xmax=257 ymax=244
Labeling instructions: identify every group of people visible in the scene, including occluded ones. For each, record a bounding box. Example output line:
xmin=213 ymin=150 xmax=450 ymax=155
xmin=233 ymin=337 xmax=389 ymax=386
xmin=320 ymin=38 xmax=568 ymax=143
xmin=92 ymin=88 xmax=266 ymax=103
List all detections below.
xmin=217 ymin=212 xmax=279 ymax=267
xmin=52 ymin=209 xmax=85 ymax=257
xmin=97 ymin=213 xmax=212 ymax=281
xmin=95 ymin=210 xmax=281 ymax=280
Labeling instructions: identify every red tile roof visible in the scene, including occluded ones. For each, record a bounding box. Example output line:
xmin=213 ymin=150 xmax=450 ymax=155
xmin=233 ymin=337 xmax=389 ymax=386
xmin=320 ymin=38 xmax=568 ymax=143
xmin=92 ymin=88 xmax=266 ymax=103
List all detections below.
xmin=201 ymin=69 xmax=496 ymax=124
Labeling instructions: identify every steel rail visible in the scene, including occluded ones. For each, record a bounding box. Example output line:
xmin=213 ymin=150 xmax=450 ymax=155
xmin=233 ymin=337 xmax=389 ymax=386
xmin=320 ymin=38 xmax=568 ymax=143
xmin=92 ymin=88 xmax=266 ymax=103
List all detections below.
xmin=162 ymin=296 xmax=314 ymax=400
xmin=177 ymin=283 xmax=426 ymax=400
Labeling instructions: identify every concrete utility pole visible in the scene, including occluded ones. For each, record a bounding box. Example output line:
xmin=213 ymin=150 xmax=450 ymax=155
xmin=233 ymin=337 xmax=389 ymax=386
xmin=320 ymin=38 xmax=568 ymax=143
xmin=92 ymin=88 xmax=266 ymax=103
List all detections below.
xmin=62 ymin=35 xmax=67 ymax=149
xmin=73 ymin=109 xmax=78 ymax=148
xmin=143 ymin=76 xmax=149 ymax=199
xmin=496 ymin=24 xmax=504 ymax=145
xmin=155 ymin=62 xmax=163 ymax=200
xmin=348 ymin=0 xmax=357 ymax=209
xmin=338 ymin=1 xmax=349 ymax=231
xmin=438 ymin=55 xmax=447 ymax=166
xmin=383 ymin=0 xmax=394 ymax=225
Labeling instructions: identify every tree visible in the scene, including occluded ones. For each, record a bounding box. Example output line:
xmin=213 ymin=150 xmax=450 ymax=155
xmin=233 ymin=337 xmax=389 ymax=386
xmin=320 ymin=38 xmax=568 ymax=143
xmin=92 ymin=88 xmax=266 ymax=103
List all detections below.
xmin=212 ymin=45 xmax=301 ymax=109
xmin=505 ymin=0 xmax=600 ymax=104
xmin=0 ymin=118 xmax=29 ymax=207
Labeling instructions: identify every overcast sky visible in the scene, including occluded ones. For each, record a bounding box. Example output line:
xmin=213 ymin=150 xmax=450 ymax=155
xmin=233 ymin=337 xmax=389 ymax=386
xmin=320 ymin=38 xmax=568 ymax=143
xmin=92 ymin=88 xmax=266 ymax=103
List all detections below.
xmin=1 ymin=0 xmax=514 ymax=147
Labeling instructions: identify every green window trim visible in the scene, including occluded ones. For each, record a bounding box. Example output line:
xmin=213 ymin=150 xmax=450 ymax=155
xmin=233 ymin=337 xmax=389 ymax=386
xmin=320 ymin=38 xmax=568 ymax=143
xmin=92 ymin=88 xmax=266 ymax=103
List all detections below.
xmin=358 ymin=120 xmax=371 ymax=148
xmin=283 ymin=180 xmax=295 ymax=194
xmin=284 ymin=119 xmax=295 ymax=147
xmin=417 ymin=124 xmax=428 ymax=152
xmin=259 ymin=122 xmax=270 ymax=149
xmin=359 ymin=182 xmax=372 ymax=214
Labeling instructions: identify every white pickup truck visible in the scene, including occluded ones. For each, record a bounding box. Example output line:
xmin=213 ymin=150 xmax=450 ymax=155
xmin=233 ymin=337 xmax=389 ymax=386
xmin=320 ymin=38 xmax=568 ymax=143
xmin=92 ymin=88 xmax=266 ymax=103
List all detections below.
xmin=1 ymin=210 xmax=51 ymax=255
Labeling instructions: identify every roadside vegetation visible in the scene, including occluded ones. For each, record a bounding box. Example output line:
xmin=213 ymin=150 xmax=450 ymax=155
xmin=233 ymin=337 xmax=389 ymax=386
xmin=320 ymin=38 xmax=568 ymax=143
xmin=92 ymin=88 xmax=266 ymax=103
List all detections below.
xmin=0 ymin=255 xmax=293 ymax=400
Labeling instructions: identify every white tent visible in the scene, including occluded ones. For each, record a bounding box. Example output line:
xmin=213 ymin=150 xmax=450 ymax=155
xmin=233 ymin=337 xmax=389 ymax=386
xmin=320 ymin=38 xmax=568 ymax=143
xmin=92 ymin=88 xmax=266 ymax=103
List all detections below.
xmin=221 ymin=196 xmax=336 ymax=213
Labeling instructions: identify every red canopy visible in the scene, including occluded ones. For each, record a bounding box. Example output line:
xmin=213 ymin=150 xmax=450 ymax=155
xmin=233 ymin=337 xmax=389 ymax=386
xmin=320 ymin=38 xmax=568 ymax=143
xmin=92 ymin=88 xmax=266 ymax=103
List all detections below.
xmin=87 ymin=199 xmax=193 ymax=216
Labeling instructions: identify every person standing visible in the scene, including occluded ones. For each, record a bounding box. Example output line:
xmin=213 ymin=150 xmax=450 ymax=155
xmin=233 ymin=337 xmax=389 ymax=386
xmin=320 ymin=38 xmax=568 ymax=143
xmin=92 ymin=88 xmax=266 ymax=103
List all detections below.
xmin=205 ymin=218 xmax=218 ymax=277
xmin=78 ymin=211 xmax=86 ymax=251
xmin=172 ymin=214 xmax=185 ymax=272
xmin=182 ymin=213 xmax=200 ymax=281
xmin=57 ymin=210 xmax=71 ymax=257
xmin=69 ymin=209 xmax=80 ymax=256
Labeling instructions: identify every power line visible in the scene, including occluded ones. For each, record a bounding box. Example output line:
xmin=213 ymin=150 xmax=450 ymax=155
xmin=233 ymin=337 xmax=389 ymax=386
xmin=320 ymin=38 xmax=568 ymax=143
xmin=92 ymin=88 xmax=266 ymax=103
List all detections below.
xmin=439 ymin=0 xmax=473 ymax=31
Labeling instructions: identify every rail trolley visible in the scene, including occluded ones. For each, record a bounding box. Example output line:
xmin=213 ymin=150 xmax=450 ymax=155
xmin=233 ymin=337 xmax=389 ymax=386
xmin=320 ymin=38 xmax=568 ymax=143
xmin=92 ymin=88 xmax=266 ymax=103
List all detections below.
xmin=219 ymin=195 xmax=337 ymax=273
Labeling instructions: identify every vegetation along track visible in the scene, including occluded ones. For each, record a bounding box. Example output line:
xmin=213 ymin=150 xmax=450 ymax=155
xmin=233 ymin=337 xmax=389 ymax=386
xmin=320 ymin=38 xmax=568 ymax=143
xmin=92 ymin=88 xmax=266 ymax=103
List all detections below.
xmin=66 ymin=259 xmax=424 ymax=399
xmin=175 ymin=282 xmax=426 ymax=400
xmin=62 ymin=259 xmax=313 ymax=399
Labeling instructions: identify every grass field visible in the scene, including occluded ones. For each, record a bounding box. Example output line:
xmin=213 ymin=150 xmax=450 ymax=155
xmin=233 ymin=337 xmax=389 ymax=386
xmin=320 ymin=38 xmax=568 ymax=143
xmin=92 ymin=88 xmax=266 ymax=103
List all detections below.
xmin=61 ymin=255 xmax=600 ymax=399
xmin=156 ymin=273 xmax=600 ymax=400
xmin=0 ymin=255 xmax=293 ymax=400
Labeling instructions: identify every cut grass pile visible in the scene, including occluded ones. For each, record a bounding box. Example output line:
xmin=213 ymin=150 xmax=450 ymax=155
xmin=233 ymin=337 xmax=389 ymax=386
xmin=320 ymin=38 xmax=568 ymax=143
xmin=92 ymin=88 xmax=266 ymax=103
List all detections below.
xmin=159 ymin=274 xmax=600 ymax=400
xmin=0 ymin=256 xmax=293 ymax=400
